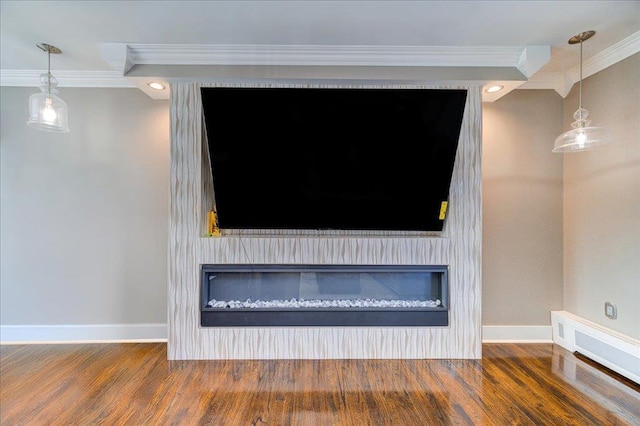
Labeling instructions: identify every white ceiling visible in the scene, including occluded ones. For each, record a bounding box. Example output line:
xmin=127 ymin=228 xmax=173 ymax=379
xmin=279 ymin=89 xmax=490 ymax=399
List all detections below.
xmin=1 ymin=1 xmax=638 ymax=101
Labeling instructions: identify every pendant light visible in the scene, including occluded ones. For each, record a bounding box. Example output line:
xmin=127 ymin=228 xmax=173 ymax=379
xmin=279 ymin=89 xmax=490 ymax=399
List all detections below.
xmin=553 ymin=31 xmax=610 ymax=153
xmin=26 ymin=43 xmax=70 ymax=133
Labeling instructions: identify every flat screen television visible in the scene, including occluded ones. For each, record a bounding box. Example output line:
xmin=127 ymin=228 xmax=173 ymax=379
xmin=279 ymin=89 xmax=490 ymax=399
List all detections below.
xmin=201 ymin=87 xmax=467 ymax=232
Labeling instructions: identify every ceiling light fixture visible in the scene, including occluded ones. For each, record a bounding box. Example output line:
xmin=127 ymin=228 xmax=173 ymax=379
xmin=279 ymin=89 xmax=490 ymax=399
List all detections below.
xmin=147 ymin=82 xmax=165 ymax=90
xmin=26 ymin=43 xmax=70 ymax=133
xmin=553 ymin=31 xmax=610 ymax=153
xmin=485 ymin=85 xmax=504 ymax=93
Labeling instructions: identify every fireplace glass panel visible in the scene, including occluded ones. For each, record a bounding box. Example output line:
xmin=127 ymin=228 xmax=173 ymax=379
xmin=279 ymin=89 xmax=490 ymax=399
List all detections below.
xmin=201 ymin=265 xmax=448 ymax=327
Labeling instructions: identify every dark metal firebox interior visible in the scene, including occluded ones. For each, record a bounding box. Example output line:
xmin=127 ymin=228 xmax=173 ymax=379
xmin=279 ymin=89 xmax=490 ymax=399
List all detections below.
xmin=201 ymin=264 xmax=449 ymax=327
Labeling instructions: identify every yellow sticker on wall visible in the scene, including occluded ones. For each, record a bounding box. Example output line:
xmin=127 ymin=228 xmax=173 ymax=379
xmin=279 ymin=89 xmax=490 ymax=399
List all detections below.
xmin=439 ymin=201 xmax=448 ymax=220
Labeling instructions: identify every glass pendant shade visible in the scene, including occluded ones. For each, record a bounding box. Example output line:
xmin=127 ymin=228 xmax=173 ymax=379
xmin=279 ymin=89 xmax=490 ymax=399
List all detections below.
xmin=553 ymin=31 xmax=610 ymax=153
xmin=27 ymin=73 xmax=69 ymax=132
xmin=26 ymin=44 xmax=70 ymax=133
xmin=553 ymin=107 xmax=610 ymax=153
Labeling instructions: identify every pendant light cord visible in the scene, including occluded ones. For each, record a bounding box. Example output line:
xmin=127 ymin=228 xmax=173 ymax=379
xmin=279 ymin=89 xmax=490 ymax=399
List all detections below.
xmin=47 ymin=48 xmax=51 ymax=94
xmin=579 ymin=37 xmax=583 ymax=111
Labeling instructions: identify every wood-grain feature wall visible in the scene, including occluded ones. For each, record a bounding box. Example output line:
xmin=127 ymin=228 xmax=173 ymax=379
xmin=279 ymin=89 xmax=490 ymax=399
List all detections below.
xmin=169 ymin=83 xmax=482 ymax=360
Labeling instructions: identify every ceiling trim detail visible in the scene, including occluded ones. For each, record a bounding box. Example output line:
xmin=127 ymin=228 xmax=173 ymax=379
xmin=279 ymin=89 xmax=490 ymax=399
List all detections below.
xmin=516 ymin=46 xmax=552 ymax=78
xmin=522 ymin=31 xmax=640 ymax=97
xmin=0 ymin=70 xmax=135 ymax=88
xmin=2 ymin=33 xmax=636 ymax=102
xmin=101 ymin=43 xmax=549 ymax=69
xmin=97 ymin=42 xmax=551 ymax=102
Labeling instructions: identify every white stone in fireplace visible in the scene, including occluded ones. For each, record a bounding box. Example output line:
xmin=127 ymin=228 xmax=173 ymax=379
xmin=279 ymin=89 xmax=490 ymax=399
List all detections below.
xmin=207 ymin=299 xmax=442 ymax=309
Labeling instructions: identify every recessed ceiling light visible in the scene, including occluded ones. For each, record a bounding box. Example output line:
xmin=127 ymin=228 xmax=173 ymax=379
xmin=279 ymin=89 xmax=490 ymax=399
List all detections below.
xmin=485 ymin=85 xmax=504 ymax=93
xmin=147 ymin=82 xmax=165 ymax=90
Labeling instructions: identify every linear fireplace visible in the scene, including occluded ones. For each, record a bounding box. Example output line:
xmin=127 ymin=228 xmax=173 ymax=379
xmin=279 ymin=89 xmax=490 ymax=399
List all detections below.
xmin=201 ymin=264 xmax=448 ymax=327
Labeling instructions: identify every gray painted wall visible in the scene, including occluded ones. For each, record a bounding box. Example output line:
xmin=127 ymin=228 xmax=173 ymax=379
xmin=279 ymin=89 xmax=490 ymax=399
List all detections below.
xmin=563 ymin=53 xmax=640 ymax=339
xmin=0 ymin=87 xmax=169 ymax=325
xmin=482 ymin=90 xmax=564 ymax=325
xmin=2 ymin=71 xmax=635 ymax=336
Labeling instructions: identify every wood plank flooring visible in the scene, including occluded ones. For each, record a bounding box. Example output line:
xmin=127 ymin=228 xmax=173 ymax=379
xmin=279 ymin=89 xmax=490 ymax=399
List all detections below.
xmin=1 ymin=343 xmax=638 ymax=425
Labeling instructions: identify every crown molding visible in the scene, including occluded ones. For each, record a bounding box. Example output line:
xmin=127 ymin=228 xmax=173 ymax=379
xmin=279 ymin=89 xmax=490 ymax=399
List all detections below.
xmin=517 ymin=72 xmax=572 ymax=97
xmin=3 ymin=34 xmax=635 ymax=96
xmin=0 ymin=69 xmax=135 ymax=88
xmin=98 ymin=42 xmax=548 ymax=102
xmin=104 ymin=43 xmax=546 ymax=68
xmin=101 ymin=43 xmax=135 ymax=74
xmin=516 ymin=46 xmax=551 ymax=78
xmin=564 ymin=31 xmax=640 ymax=87
xmin=3 ymin=43 xmax=551 ymax=99
xmin=521 ymin=31 xmax=640 ymax=97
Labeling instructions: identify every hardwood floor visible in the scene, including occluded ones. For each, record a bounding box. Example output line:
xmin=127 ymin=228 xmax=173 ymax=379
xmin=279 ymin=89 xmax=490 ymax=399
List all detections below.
xmin=1 ymin=343 xmax=638 ymax=425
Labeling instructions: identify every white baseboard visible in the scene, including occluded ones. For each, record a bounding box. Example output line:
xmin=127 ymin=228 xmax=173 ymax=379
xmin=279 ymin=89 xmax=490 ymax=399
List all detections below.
xmin=482 ymin=325 xmax=553 ymax=343
xmin=0 ymin=323 xmax=167 ymax=344
xmin=1 ymin=324 xmax=549 ymax=345
xmin=551 ymin=311 xmax=640 ymax=384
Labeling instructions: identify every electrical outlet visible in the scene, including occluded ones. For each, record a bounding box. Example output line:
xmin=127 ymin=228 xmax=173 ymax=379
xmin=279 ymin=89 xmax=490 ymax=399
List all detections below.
xmin=605 ymin=302 xmax=617 ymax=319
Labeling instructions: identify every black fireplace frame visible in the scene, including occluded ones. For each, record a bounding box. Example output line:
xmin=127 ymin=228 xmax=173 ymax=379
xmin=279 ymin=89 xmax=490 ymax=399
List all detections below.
xmin=200 ymin=264 xmax=449 ymax=327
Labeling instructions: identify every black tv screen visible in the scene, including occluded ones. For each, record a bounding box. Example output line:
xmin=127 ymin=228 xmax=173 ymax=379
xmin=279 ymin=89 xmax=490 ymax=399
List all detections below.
xmin=201 ymin=87 xmax=467 ymax=231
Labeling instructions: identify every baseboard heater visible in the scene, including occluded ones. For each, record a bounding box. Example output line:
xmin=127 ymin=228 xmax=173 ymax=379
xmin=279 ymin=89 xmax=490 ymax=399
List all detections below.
xmin=551 ymin=311 xmax=640 ymax=384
